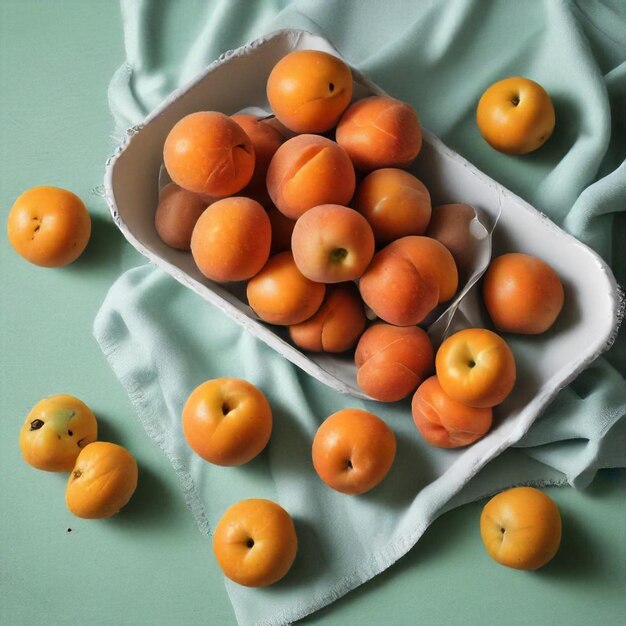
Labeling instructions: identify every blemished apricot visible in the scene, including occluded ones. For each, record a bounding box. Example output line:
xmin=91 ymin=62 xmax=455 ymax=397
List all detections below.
xmin=213 ymin=499 xmax=298 ymax=587
xmin=266 ymin=134 xmax=356 ymax=220
xmin=19 ymin=394 xmax=98 ymax=472
xmin=291 ymin=204 xmax=375 ymax=283
xmin=7 ymin=186 xmax=91 ymax=267
xmin=411 ymin=376 xmax=493 ymax=448
xmin=163 ymin=111 xmax=255 ymax=197
xmin=66 ymin=442 xmax=138 ymax=519
xmin=483 ymin=253 xmax=564 ymax=334
xmin=231 ymin=114 xmax=284 ymax=206
xmin=436 ymin=328 xmax=516 ymax=408
xmin=247 ymin=252 xmax=326 ymax=326
xmin=289 ymin=284 xmax=366 ymax=353
xmin=267 ymin=205 xmax=295 ymax=255
xmin=182 ymin=378 xmax=272 ymax=466
xmin=480 ymin=487 xmax=562 ymax=570
xmin=190 ymin=197 xmax=271 ymax=282
xmin=312 ymin=409 xmax=396 ymax=495
xmin=336 ymin=96 xmax=422 ymax=171
xmin=354 ymin=168 xmax=432 ymax=245
xmin=426 ymin=203 xmax=477 ymax=280
xmin=155 ymin=183 xmax=208 ymax=250
xmin=359 ymin=236 xmax=457 ymax=326
xmin=355 ymin=324 xmax=434 ymax=402
xmin=267 ymin=49 xmax=353 ymax=134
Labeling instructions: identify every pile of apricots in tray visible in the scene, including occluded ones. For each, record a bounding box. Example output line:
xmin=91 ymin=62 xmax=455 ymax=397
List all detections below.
xmin=9 ymin=46 xmax=565 ymax=588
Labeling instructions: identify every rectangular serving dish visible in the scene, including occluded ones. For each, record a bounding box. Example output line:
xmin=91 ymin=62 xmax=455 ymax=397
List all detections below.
xmin=104 ymin=29 xmax=622 ymax=435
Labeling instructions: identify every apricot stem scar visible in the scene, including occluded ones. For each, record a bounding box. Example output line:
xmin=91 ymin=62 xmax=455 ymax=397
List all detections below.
xmin=246 ymin=538 xmax=255 ymax=548
xmin=346 ymin=459 xmax=353 ymax=469
xmin=330 ymin=248 xmax=348 ymax=263
xmin=73 ymin=470 xmax=82 ymax=479
xmin=511 ymin=96 xmax=520 ymax=106
xmin=30 ymin=419 xmax=44 ymax=430
xmin=68 ymin=430 xmax=73 ymax=436
xmin=329 ymin=82 xmax=335 ymax=92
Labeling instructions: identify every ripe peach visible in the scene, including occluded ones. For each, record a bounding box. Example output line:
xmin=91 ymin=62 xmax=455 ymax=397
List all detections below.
xmin=247 ymin=252 xmax=326 ymax=326
xmin=336 ymin=96 xmax=422 ymax=170
xmin=267 ymin=49 xmax=353 ymax=133
xmin=7 ymin=186 xmax=91 ymax=268
xmin=355 ymin=323 xmax=434 ymax=402
xmin=289 ymin=284 xmax=366 ymax=353
xmin=411 ymin=376 xmax=493 ymax=448
xmin=190 ymin=197 xmax=271 ymax=282
xmin=266 ymin=135 xmax=355 ymax=219
xmin=267 ymin=205 xmax=295 ymax=255
xmin=231 ymin=114 xmax=284 ymax=206
xmin=354 ymin=168 xmax=432 ymax=245
xmin=213 ymin=499 xmax=298 ymax=587
xmin=155 ymin=183 xmax=208 ymax=250
xmin=483 ymin=253 xmax=564 ymax=334
xmin=359 ymin=236 xmax=457 ymax=326
xmin=163 ymin=111 xmax=255 ymax=197
xmin=312 ymin=409 xmax=396 ymax=495
xmin=182 ymin=378 xmax=272 ymax=466
xmin=436 ymin=328 xmax=516 ymax=408
xmin=291 ymin=204 xmax=375 ymax=283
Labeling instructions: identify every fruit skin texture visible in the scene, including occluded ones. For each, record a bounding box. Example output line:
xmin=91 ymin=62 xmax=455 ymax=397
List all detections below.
xmin=289 ymin=284 xmax=366 ymax=353
xmin=291 ymin=204 xmax=375 ymax=283
xmin=354 ymin=168 xmax=432 ymax=246
xmin=213 ymin=498 xmax=298 ymax=587
xmin=66 ymin=442 xmax=138 ymax=519
xmin=231 ymin=114 xmax=284 ymax=206
xmin=480 ymin=486 xmax=562 ymax=570
xmin=266 ymin=134 xmax=356 ymax=220
xmin=19 ymin=394 xmax=98 ymax=472
xmin=336 ymin=96 xmax=422 ymax=170
xmin=7 ymin=186 xmax=91 ymax=267
xmin=359 ymin=236 xmax=457 ymax=326
xmin=163 ymin=111 xmax=255 ymax=196
xmin=155 ymin=183 xmax=208 ymax=250
xmin=483 ymin=253 xmax=564 ymax=334
xmin=312 ymin=409 xmax=396 ymax=495
xmin=355 ymin=324 xmax=434 ymax=402
xmin=247 ymin=252 xmax=326 ymax=326
xmin=190 ymin=197 xmax=271 ymax=282
xmin=267 ymin=49 xmax=353 ymax=134
xmin=436 ymin=328 xmax=516 ymax=408
xmin=411 ymin=376 xmax=492 ymax=448
xmin=182 ymin=378 xmax=272 ymax=466
xmin=476 ymin=77 xmax=555 ymax=155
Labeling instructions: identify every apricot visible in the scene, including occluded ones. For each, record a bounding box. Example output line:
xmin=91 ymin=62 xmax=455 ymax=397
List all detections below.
xmin=289 ymin=284 xmax=366 ymax=353
xmin=359 ymin=236 xmax=457 ymax=326
xmin=19 ymin=394 xmax=98 ymax=472
xmin=483 ymin=253 xmax=564 ymax=334
xmin=66 ymin=442 xmax=138 ymax=519
xmin=7 ymin=186 xmax=91 ymax=267
xmin=267 ymin=49 xmax=353 ymax=133
xmin=231 ymin=114 xmax=284 ymax=206
xmin=154 ymin=183 xmax=208 ymax=250
xmin=355 ymin=323 xmax=434 ymax=402
xmin=247 ymin=251 xmax=326 ymax=326
xmin=266 ymin=134 xmax=356 ymax=220
xmin=411 ymin=376 xmax=493 ymax=448
xmin=213 ymin=499 xmax=298 ymax=587
xmin=336 ymin=96 xmax=422 ymax=171
xmin=163 ymin=111 xmax=255 ymax=196
xmin=291 ymin=204 xmax=375 ymax=283
xmin=354 ymin=168 xmax=432 ymax=245
xmin=267 ymin=205 xmax=295 ymax=255
xmin=182 ymin=378 xmax=272 ymax=466
xmin=190 ymin=197 xmax=271 ymax=282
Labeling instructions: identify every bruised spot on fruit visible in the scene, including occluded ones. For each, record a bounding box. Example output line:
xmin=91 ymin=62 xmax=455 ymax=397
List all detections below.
xmin=73 ymin=470 xmax=82 ymax=479
xmin=30 ymin=419 xmax=44 ymax=430
xmin=246 ymin=538 xmax=255 ymax=549
xmin=330 ymin=248 xmax=348 ymax=263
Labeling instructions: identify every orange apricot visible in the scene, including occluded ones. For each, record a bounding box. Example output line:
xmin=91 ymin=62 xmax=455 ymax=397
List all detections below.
xmin=266 ymin=134 xmax=355 ymax=220
xmin=163 ymin=111 xmax=255 ymax=197
xmin=336 ymin=96 xmax=422 ymax=171
xmin=267 ymin=49 xmax=353 ymax=133
xmin=155 ymin=183 xmax=208 ymax=250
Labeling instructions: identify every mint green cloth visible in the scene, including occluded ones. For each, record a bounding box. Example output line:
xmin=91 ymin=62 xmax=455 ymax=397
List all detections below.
xmin=96 ymin=2 xmax=626 ymax=624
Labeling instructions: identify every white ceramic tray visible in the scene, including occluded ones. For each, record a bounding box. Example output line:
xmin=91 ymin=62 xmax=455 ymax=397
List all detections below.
xmin=103 ymin=30 xmax=622 ymax=427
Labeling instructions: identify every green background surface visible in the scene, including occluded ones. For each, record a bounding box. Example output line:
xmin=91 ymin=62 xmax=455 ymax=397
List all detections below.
xmin=0 ymin=2 xmax=624 ymax=625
